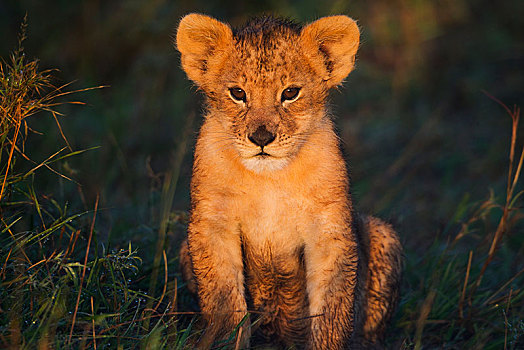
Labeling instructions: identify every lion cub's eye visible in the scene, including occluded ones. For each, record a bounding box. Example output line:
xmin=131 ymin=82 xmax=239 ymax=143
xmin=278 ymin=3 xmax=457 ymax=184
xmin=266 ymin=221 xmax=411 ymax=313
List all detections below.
xmin=229 ymin=87 xmax=246 ymax=102
xmin=281 ymin=87 xmax=300 ymax=102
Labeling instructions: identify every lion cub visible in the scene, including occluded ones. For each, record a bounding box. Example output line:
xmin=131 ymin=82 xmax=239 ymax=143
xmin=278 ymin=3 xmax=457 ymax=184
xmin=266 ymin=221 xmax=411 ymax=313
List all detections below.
xmin=176 ymin=14 xmax=402 ymax=349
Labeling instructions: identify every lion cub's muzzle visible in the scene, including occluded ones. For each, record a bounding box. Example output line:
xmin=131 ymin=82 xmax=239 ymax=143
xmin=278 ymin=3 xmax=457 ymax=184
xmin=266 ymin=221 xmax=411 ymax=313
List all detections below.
xmin=248 ymin=125 xmax=276 ymax=148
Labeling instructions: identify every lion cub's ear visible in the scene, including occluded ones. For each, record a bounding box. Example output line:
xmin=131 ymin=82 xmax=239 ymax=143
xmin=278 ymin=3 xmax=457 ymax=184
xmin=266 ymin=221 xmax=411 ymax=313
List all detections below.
xmin=176 ymin=13 xmax=233 ymax=86
xmin=300 ymin=16 xmax=360 ymax=87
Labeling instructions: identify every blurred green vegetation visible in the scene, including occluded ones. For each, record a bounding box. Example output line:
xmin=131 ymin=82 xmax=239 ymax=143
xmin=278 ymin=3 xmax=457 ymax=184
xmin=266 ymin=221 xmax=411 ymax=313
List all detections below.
xmin=1 ymin=0 xmax=523 ymax=348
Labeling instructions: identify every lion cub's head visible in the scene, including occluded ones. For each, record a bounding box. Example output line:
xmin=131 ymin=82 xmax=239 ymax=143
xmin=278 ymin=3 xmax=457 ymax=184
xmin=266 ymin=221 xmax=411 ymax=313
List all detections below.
xmin=176 ymin=14 xmax=359 ymax=173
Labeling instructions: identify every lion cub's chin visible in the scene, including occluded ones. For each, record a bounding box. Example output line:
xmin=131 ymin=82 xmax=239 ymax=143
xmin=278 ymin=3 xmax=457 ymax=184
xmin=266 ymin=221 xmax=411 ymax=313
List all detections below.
xmin=240 ymin=155 xmax=291 ymax=173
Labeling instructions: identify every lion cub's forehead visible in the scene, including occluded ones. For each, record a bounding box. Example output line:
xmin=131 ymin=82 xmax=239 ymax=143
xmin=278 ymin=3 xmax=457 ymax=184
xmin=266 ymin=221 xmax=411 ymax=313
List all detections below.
xmin=232 ymin=16 xmax=303 ymax=79
xmin=233 ymin=16 xmax=302 ymax=39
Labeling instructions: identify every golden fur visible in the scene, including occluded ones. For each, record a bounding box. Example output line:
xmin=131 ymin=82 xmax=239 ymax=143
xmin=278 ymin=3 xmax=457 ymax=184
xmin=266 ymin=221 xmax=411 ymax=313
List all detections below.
xmin=176 ymin=13 xmax=402 ymax=349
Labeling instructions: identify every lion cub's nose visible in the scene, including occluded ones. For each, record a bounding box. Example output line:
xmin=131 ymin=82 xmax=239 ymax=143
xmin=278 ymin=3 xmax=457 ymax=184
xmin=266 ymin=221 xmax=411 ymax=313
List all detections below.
xmin=248 ymin=125 xmax=276 ymax=147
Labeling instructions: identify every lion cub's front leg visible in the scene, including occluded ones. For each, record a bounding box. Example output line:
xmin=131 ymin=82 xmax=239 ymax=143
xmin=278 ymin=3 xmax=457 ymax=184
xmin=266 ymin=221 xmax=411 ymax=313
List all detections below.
xmin=305 ymin=213 xmax=362 ymax=349
xmin=187 ymin=216 xmax=250 ymax=348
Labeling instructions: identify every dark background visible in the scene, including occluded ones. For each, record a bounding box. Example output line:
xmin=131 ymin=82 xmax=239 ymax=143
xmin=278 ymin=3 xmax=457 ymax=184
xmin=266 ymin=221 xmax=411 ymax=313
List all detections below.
xmin=1 ymin=0 xmax=523 ymax=346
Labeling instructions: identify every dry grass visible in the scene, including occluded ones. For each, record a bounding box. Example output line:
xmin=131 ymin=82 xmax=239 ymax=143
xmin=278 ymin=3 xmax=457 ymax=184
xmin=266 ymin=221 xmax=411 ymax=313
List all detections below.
xmin=394 ymin=98 xmax=524 ymax=349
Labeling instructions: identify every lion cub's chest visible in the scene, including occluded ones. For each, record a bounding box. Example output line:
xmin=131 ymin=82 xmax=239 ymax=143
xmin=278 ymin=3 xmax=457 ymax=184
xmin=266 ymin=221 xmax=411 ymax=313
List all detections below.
xmin=236 ymin=183 xmax=311 ymax=250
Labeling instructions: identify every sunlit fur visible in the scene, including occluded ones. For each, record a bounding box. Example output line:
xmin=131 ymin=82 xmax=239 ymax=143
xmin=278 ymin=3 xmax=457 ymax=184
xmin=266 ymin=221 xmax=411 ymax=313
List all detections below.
xmin=176 ymin=13 xmax=403 ymax=349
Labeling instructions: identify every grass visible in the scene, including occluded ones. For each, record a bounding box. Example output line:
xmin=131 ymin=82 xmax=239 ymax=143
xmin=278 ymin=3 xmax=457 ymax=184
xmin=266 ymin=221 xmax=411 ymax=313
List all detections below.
xmin=392 ymin=99 xmax=524 ymax=349
xmin=0 ymin=21 xmax=194 ymax=349
xmin=1 ymin=10 xmax=523 ymax=350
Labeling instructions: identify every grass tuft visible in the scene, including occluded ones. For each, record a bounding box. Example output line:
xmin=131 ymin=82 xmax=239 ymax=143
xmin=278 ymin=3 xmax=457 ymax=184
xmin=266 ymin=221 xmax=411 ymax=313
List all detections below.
xmin=0 ymin=19 xmax=192 ymax=349
xmin=394 ymin=98 xmax=524 ymax=349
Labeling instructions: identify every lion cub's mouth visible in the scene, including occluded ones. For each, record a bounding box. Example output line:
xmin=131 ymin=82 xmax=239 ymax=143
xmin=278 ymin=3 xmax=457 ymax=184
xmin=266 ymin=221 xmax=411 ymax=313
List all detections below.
xmin=255 ymin=151 xmax=271 ymax=157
